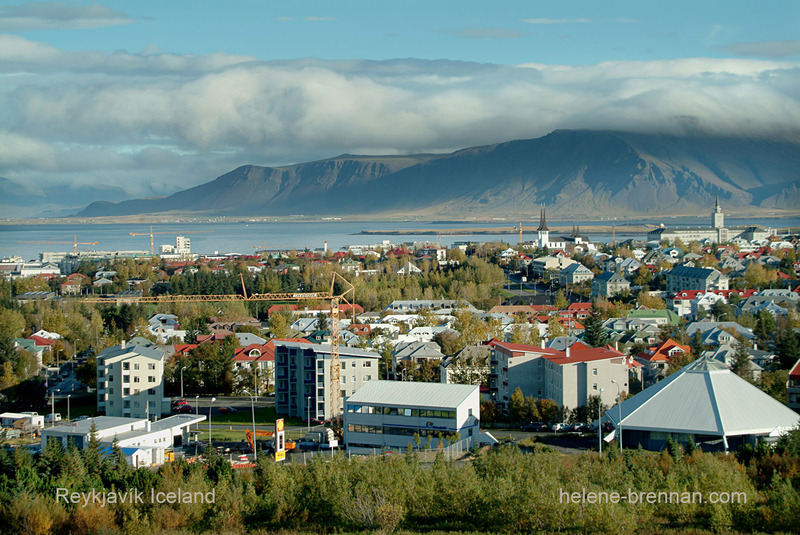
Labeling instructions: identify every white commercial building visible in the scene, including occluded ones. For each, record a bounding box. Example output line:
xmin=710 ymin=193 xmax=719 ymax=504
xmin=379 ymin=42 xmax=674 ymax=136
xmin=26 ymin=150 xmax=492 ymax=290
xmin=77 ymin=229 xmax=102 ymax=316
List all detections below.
xmin=41 ymin=415 xmax=205 ymax=467
xmin=343 ymin=381 xmax=480 ymax=453
xmin=96 ymin=342 xmax=171 ymax=419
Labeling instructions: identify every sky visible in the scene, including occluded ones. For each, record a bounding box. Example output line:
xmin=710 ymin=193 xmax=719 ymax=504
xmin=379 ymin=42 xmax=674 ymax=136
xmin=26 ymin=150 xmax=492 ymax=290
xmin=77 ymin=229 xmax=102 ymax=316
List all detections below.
xmin=1 ymin=0 xmax=799 ymax=207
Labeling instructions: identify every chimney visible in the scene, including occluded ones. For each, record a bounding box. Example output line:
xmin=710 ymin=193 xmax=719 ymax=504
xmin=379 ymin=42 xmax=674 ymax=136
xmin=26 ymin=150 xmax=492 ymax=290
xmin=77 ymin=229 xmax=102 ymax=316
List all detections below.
xmin=324 ymin=241 xmax=328 ymax=253
xmin=120 ymin=340 xmax=126 ymax=349
xmin=566 ymin=345 xmax=571 ymax=359
xmin=540 ymin=337 xmax=545 ymax=349
xmin=146 ymin=420 xmax=151 ymax=432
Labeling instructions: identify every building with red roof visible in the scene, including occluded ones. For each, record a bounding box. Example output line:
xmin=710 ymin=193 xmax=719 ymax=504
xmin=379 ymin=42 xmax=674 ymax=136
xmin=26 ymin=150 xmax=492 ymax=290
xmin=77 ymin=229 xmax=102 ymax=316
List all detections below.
xmin=490 ymin=341 xmax=630 ymax=412
xmin=634 ymin=338 xmax=691 ymax=385
xmin=788 ymin=359 xmax=800 ymax=412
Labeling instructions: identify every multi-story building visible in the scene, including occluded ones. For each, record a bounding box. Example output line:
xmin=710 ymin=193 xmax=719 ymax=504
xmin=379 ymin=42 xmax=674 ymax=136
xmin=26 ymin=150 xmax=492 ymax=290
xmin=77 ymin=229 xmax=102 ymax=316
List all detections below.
xmin=274 ymin=341 xmax=381 ymax=422
xmin=665 ymin=266 xmax=729 ymax=294
xmin=343 ymin=381 xmax=480 ymax=452
xmin=592 ymin=272 xmax=630 ymax=298
xmin=788 ymin=359 xmax=800 ymax=412
xmin=490 ymin=341 xmax=629 ymax=411
xmin=96 ymin=342 xmax=171 ymax=419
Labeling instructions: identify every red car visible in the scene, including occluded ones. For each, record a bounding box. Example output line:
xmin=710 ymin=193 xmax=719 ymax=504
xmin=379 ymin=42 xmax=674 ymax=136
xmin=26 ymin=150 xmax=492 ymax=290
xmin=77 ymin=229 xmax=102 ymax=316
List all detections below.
xmin=174 ymin=405 xmax=194 ymax=414
xmin=218 ymin=407 xmax=238 ymax=414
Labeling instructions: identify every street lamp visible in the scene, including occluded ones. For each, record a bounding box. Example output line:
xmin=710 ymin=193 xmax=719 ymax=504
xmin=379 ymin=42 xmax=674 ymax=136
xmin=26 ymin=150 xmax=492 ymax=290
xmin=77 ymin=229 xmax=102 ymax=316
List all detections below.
xmin=180 ymin=366 xmax=187 ymax=399
xmin=611 ymin=379 xmax=622 ymax=452
xmin=598 ymin=388 xmax=604 ymax=456
xmin=67 ymin=394 xmax=71 ymax=422
xmin=51 ymin=390 xmax=58 ymax=428
xmin=243 ymin=389 xmax=257 ymax=461
xmin=208 ymin=397 xmax=216 ymax=450
xmin=307 ymin=396 xmax=312 ymax=432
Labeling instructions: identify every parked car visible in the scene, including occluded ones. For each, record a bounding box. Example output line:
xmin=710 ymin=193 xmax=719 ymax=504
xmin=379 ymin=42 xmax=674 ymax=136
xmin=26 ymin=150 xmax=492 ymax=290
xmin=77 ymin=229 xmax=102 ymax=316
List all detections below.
xmin=552 ymin=423 xmax=568 ymax=433
xmin=218 ymin=407 xmax=238 ymax=414
xmin=174 ymin=405 xmax=194 ymax=414
xmin=520 ymin=422 xmax=552 ymax=432
xmin=171 ymin=399 xmax=188 ymax=407
xmin=74 ymin=415 xmax=90 ymax=422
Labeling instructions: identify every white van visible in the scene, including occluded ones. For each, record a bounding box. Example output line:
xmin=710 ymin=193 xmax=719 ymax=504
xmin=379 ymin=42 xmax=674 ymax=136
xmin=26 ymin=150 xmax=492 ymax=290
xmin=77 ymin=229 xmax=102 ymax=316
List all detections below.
xmin=44 ymin=413 xmax=62 ymax=423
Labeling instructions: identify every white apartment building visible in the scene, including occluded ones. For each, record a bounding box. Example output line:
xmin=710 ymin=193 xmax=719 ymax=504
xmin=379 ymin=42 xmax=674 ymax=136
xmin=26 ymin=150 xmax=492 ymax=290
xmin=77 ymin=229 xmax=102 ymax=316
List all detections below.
xmin=274 ymin=341 xmax=381 ymax=422
xmin=490 ymin=341 xmax=629 ymax=411
xmin=96 ymin=342 xmax=171 ymax=419
xmin=343 ymin=381 xmax=480 ymax=452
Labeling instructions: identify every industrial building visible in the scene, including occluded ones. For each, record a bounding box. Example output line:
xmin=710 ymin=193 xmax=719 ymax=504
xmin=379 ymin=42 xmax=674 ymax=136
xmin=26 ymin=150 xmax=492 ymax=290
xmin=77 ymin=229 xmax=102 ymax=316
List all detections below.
xmin=41 ymin=414 xmax=204 ymax=467
xmin=343 ymin=381 xmax=480 ymax=453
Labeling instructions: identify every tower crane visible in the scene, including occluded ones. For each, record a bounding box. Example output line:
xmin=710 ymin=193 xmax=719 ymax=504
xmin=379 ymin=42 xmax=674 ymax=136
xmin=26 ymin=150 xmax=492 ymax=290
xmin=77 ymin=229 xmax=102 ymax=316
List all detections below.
xmin=74 ymin=272 xmax=355 ymax=428
xmin=128 ymin=225 xmax=212 ymax=255
xmin=18 ymin=234 xmax=98 ymax=253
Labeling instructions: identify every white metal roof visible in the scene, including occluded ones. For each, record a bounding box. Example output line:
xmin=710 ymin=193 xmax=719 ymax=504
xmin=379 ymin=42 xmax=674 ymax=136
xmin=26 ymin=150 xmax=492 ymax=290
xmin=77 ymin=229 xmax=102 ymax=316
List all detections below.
xmin=607 ymin=357 xmax=800 ymax=437
xmin=346 ymin=380 xmax=478 ymax=409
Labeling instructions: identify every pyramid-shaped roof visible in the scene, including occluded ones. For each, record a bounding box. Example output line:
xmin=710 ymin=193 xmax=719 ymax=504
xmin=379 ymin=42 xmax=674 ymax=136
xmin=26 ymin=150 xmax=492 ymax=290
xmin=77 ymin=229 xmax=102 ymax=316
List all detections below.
xmin=607 ymin=357 xmax=799 ymax=437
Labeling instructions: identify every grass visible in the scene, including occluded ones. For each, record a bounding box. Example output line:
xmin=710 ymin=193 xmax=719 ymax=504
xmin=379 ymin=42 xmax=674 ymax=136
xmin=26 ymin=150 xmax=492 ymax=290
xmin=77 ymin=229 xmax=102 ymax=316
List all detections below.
xmin=51 ymin=394 xmax=97 ymax=419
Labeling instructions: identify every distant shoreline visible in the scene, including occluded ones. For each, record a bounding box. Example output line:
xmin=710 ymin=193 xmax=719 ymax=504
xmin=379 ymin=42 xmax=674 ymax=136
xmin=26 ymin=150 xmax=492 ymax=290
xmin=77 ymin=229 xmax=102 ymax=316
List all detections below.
xmin=358 ymin=225 xmax=653 ymax=236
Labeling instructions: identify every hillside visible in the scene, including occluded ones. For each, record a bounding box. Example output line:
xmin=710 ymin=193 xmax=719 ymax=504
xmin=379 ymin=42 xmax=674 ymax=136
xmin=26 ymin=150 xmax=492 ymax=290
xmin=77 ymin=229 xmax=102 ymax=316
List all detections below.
xmin=76 ymin=130 xmax=800 ymax=219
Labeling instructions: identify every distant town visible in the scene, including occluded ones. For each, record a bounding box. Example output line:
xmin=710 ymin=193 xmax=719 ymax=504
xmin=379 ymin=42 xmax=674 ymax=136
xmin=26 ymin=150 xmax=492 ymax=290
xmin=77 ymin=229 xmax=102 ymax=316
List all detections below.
xmin=1 ymin=200 xmax=799 ymax=533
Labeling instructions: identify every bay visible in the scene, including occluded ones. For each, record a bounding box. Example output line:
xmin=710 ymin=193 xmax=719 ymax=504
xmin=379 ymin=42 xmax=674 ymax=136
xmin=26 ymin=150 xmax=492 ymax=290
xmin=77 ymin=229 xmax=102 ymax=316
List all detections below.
xmin=1 ymin=216 xmax=797 ymax=262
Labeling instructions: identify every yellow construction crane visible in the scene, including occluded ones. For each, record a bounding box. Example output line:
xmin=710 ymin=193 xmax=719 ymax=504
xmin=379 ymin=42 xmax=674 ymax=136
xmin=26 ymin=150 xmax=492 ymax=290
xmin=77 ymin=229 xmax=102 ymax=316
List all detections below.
xmin=76 ymin=272 xmax=355 ymax=426
xmin=128 ymin=225 xmax=212 ymax=255
xmin=18 ymin=234 xmax=99 ymax=253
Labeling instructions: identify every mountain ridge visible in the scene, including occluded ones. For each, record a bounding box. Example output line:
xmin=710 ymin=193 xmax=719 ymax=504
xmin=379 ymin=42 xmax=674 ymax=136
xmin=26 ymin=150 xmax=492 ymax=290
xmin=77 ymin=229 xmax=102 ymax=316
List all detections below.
xmin=75 ymin=129 xmax=800 ymax=219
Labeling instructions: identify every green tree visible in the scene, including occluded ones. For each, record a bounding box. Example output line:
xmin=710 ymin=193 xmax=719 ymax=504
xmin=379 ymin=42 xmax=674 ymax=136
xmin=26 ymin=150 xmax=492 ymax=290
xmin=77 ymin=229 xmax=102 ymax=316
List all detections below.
xmin=553 ymin=290 xmax=569 ymax=310
xmin=268 ymin=310 xmax=296 ymax=339
xmin=730 ymin=338 xmax=752 ymax=380
xmin=582 ymin=302 xmax=608 ymax=347
xmin=508 ymin=387 xmax=526 ymax=423
xmin=754 ymin=309 xmax=776 ymax=349
xmin=546 ymin=315 xmax=567 ymax=339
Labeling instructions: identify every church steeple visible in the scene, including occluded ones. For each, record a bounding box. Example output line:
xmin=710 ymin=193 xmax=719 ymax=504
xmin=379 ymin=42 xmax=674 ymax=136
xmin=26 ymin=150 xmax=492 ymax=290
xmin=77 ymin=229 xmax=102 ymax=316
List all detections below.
xmin=537 ymin=206 xmax=549 ymax=231
xmin=712 ymin=196 xmax=724 ymax=229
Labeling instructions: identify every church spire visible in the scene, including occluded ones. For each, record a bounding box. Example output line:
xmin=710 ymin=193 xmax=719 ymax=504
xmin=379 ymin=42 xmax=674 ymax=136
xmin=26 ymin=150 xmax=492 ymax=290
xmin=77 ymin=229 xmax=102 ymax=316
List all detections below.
xmin=715 ymin=195 xmax=721 ymax=213
xmin=537 ymin=206 xmax=549 ymax=231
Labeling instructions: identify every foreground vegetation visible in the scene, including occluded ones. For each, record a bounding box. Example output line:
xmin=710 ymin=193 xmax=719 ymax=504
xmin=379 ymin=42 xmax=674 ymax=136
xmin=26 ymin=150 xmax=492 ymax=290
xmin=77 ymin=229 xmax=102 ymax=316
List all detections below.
xmin=2 ymin=431 xmax=800 ymax=535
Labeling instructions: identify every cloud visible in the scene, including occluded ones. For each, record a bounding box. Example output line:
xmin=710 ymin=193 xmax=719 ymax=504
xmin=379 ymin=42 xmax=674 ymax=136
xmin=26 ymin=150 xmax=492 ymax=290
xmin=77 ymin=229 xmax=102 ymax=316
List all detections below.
xmin=0 ymin=1 xmax=134 ymax=30
xmin=721 ymin=39 xmax=800 ymax=59
xmin=445 ymin=28 xmax=526 ymax=40
xmin=521 ymin=18 xmax=591 ymax=24
xmin=1 ymin=37 xmax=799 ymax=203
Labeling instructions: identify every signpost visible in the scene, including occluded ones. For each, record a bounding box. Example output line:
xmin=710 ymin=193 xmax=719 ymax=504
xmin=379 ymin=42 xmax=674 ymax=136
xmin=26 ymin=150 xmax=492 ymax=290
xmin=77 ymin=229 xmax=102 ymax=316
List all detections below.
xmin=275 ymin=418 xmax=286 ymax=462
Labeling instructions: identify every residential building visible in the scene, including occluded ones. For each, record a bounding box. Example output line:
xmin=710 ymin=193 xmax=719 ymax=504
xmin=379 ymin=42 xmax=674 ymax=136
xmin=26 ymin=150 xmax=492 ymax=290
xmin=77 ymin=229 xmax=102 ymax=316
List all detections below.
xmin=96 ymin=342 xmax=171 ymax=419
xmin=384 ymin=299 xmax=475 ymax=313
xmin=634 ymin=338 xmax=691 ymax=385
xmin=490 ymin=341 xmax=629 ymax=412
xmin=393 ymin=341 xmax=444 ymax=376
xmin=560 ymin=263 xmax=594 ymax=286
xmin=788 ymin=359 xmax=800 ymax=412
xmin=440 ymin=345 xmax=491 ymax=385
xmin=665 ymin=266 xmax=729 ymax=294
xmin=606 ymin=357 xmax=799 ymax=452
xmin=592 ymin=272 xmax=630 ymax=299
xmin=274 ymin=341 xmax=380 ymax=422
xmin=343 ymin=381 xmax=480 ymax=452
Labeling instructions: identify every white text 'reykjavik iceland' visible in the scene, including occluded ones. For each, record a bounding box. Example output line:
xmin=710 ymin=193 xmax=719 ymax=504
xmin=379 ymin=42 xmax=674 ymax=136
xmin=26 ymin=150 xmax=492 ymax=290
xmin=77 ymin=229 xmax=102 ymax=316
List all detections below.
xmin=56 ymin=488 xmax=215 ymax=507
xmin=560 ymin=488 xmax=747 ymax=505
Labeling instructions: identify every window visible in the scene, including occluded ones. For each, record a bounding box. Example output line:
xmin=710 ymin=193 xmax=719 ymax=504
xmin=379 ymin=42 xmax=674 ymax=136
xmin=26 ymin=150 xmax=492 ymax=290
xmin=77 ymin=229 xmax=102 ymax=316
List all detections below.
xmin=148 ymin=363 xmax=155 ymax=370
xmin=352 ymin=376 xmax=356 ymax=383
xmin=133 ymin=363 xmax=140 ymax=370
xmin=123 ymin=401 xmax=130 ymax=408
xmin=364 ymin=361 xmax=372 ymax=367
xmin=133 ymin=376 xmax=140 ymax=383
xmin=133 ymin=401 xmax=140 ymax=408
xmin=123 ymin=388 xmax=130 ymax=395
xmin=342 ymin=376 xmax=346 ymax=384
xmin=592 ymin=368 xmax=597 ymax=376
xmin=148 ymin=376 xmax=155 ymax=383
xmin=148 ymin=388 xmax=156 ymax=395
xmin=592 ymin=383 xmax=597 ymax=391
xmin=134 ymin=389 xmax=140 ymax=394
xmin=341 ymin=362 xmax=346 ymax=370
xmin=365 ymin=375 xmax=372 ymax=381
xmin=123 ymin=363 xmax=130 ymax=370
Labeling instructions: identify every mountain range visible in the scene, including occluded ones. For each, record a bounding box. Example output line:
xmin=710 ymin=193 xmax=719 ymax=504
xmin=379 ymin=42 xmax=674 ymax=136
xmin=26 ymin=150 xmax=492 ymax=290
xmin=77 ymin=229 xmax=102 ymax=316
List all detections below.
xmin=75 ymin=129 xmax=800 ymax=219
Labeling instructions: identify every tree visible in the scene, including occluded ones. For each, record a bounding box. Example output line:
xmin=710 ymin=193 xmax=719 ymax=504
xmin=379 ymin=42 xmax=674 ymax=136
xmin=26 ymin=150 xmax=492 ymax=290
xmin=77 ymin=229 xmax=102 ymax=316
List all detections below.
xmin=776 ymin=329 xmax=800 ymax=369
xmin=416 ymin=307 xmax=438 ymax=327
xmin=553 ymin=290 xmax=569 ymax=310
xmin=268 ymin=310 xmax=296 ymax=339
xmin=754 ymin=309 xmax=776 ymax=349
xmin=508 ymin=387 xmax=526 ymax=423
xmin=316 ymin=312 xmax=328 ymax=332
xmin=546 ymin=315 xmax=567 ymax=339
xmin=537 ymin=398 xmax=560 ymax=423
xmin=432 ymin=329 xmax=462 ymax=356
xmin=730 ymin=338 xmax=752 ymax=380
xmin=582 ymin=302 xmax=608 ymax=347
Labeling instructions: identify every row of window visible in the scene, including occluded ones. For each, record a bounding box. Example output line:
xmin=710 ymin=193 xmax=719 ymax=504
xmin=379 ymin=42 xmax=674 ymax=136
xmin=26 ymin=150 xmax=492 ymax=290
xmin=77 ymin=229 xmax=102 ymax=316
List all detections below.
xmin=346 ymin=405 xmax=456 ymax=419
xmin=122 ymin=362 xmax=157 ymax=371
xmin=347 ymin=424 xmax=453 ymax=437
